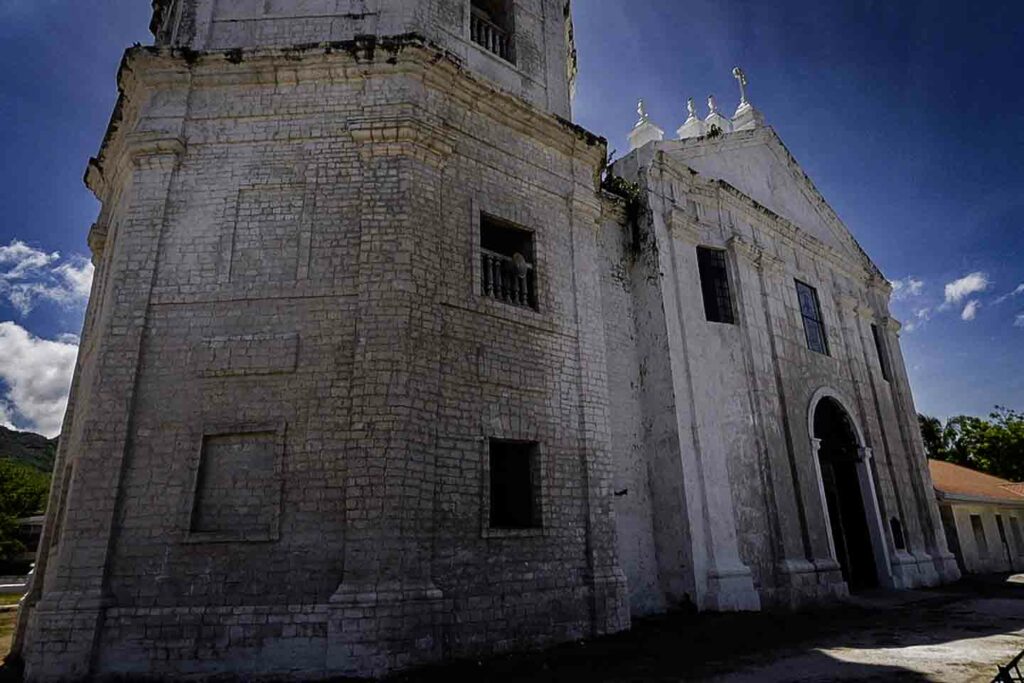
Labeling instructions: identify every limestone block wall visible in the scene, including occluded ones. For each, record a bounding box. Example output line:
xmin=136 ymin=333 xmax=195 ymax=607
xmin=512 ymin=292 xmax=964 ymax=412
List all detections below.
xmin=152 ymin=0 xmax=575 ymax=119
xmin=16 ymin=38 xmax=626 ymax=681
xmin=606 ymin=143 xmax=960 ymax=611
xmin=943 ymin=503 xmax=1024 ymax=574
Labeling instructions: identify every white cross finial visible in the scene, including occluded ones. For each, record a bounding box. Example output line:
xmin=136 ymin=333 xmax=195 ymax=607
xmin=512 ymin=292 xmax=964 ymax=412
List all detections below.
xmin=733 ymin=67 xmax=749 ymax=107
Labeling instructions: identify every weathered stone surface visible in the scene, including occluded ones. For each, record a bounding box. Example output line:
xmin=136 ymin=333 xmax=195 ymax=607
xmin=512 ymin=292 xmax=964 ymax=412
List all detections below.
xmin=14 ymin=2 xmax=958 ymax=680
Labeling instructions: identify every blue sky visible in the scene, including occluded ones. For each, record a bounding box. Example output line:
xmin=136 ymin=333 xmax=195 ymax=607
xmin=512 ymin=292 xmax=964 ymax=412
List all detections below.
xmin=0 ymin=1 xmax=1021 ymax=435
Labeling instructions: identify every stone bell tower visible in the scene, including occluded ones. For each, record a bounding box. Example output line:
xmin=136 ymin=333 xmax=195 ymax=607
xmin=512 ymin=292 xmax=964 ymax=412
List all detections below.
xmin=15 ymin=1 xmax=626 ymax=680
xmin=151 ymin=0 xmax=577 ymax=118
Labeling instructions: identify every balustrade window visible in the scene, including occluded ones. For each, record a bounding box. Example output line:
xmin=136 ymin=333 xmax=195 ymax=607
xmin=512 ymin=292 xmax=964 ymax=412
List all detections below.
xmin=480 ymin=213 xmax=537 ymax=310
xmin=696 ymin=247 xmax=735 ymax=325
xmin=471 ymin=0 xmax=515 ymax=63
xmin=489 ymin=439 xmax=540 ymax=529
xmin=796 ymin=280 xmax=829 ymax=356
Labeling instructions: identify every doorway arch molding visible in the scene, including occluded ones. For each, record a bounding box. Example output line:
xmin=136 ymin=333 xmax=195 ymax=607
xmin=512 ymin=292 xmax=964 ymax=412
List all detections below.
xmin=806 ymin=386 xmax=896 ymax=589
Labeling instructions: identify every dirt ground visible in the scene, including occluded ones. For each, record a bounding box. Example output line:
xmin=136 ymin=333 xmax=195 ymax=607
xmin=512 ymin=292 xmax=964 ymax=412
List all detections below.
xmin=1 ymin=576 xmax=1020 ymax=681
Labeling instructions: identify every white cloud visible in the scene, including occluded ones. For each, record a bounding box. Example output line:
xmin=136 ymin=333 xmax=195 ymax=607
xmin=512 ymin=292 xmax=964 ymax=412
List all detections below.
xmin=943 ymin=272 xmax=990 ymax=306
xmin=0 ymin=240 xmax=94 ymax=316
xmin=1015 ymin=314 xmax=1024 ymax=329
xmin=890 ymin=277 xmax=925 ymax=300
xmin=903 ymin=308 xmax=932 ymax=333
xmin=994 ymin=284 xmax=1024 ymax=305
xmin=0 ymin=322 xmax=78 ymax=437
xmin=961 ymin=300 xmax=981 ymax=321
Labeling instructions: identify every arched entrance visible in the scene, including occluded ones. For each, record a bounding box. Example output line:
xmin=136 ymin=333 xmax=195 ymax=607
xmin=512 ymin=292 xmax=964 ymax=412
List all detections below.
xmin=812 ymin=396 xmax=880 ymax=592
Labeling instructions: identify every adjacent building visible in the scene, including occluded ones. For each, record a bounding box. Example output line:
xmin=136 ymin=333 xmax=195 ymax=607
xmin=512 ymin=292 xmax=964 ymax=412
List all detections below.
xmin=931 ymin=460 xmax=1024 ymax=575
xmin=14 ymin=1 xmax=959 ymax=679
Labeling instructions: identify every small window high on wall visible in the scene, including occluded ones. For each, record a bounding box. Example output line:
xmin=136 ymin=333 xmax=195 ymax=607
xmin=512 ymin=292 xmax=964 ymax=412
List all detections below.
xmin=696 ymin=247 xmax=735 ymax=325
xmin=471 ymin=0 xmax=515 ymax=62
xmin=796 ymin=280 xmax=829 ymax=355
xmin=872 ymin=324 xmax=892 ymax=382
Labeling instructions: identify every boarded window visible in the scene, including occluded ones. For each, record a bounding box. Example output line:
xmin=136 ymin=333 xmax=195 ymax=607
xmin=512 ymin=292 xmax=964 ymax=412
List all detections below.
xmin=696 ymin=247 xmax=735 ymax=325
xmin=191 ymin=431 xmax=280 ymax=540
xmin=489 ymin=440 xmax=540 ymax=529
xmin=796 ymin=280 xmax=829 ymax=355
xmin=480 ymin=214 xmax=537 ymax=310
xmin=230 ymin=186 xmax=304 ymax=284
xmin=970 ymin=514 xmax=989 ymax=558
xmin=872 ymin=324 xmax=892 ymax=382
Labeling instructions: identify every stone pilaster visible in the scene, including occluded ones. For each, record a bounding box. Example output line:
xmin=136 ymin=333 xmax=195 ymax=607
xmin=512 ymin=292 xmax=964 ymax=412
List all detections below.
xmin=326 ymin=118 xmax=453 ymax=677
xmin=21 ymin=135 xmax=184 ymax=681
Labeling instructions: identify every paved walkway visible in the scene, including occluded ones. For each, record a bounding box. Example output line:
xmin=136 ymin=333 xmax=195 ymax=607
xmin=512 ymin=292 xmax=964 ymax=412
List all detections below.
xmin=389 ymin=575 xmax=1024 ymax=682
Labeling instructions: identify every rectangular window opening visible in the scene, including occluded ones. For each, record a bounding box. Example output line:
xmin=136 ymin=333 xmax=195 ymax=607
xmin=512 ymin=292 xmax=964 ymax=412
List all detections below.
xmin=470 ymin=0 xmax=516 ymax=63
xmin=970 ymin=514 xmax=989 ymax=558
xmin=696 ymin=247 xmax=736 ymax=325
xmin=872 ymin=324 xmax=892 ymax=382
xmin=796 ymin=280 xmax=829 ymax=355
xmin=489 ymin=439 xmax=540 ymax=530
xmin=480 ymin=213 xmax=537 ymax=310
xmin=1010 ymin=518 xmax=1024 ymax=557
xmin=890 ymin=517 xmax=906 ymax=551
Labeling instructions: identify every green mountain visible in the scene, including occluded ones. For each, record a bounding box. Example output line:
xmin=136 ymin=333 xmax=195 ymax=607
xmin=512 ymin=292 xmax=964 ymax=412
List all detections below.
xmin=0 ymin=426 xmax=58 ymax=473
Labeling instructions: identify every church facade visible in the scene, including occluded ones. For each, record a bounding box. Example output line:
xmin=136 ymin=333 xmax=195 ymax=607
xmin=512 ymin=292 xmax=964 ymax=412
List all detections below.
xmin=14 ymin=1 xmax=959 ymax=679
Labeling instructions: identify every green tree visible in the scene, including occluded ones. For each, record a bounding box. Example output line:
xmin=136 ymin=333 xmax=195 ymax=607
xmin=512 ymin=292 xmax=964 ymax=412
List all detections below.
xmin=919 ymin=407 xmax=1024 ymax=482
xmin=0 ymin=460 xmax=51 ymax=562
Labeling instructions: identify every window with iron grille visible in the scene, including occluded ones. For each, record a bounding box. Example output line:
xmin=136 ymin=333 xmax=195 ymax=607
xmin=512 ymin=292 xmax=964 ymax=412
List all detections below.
xmin=796 ymin=280 xmax=829 ymax=355
xmin=480 ymin=213 xmax=536 ymax=310
xmin=696 ymin=247 xmax=735 ymax=325
xmin=871 ymin=324 xmax=892 ymax=381
xmin=470 ymin=0 xmax=516 ymax=63
xmin=489 ymin=440 xmax=540 ymax=529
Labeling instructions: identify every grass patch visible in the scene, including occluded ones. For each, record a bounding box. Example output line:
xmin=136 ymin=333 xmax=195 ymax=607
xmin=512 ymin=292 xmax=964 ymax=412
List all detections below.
xmin=0 ymin=611 xmax=15 ymax=662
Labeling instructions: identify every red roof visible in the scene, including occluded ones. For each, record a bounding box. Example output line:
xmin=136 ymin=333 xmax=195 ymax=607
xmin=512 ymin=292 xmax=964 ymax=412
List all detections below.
xmin=929 ymin=460 xmax=1024 ymax=506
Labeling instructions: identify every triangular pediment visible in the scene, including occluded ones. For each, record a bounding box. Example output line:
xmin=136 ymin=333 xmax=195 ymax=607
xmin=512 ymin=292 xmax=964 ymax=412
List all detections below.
xmin=663 ymin=128 xmax=878 ymax=273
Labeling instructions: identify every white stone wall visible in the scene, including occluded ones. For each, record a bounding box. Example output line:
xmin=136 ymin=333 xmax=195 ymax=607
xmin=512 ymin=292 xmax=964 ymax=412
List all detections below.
xmin=16 ymin=40 xmax=626 ymax=681
xmin=605 ymin=135 xmax=960 ymax=612
xmin=944 ymin=503 xmax=1024 ymax=575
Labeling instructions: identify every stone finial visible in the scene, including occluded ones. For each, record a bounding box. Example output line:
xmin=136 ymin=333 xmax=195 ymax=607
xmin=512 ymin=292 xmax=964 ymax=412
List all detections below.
xmin=731 ymin=66 xmax=766 ymax=131
xmin=635 ymin=99 xmax=650 ymax=127
xmin=628 ymin=97 xmax=664 ymax=150
xmin=704 ymin=94 xmax=733 ymax=135
xmin=677 ymin=97 xmax=707 ymax=140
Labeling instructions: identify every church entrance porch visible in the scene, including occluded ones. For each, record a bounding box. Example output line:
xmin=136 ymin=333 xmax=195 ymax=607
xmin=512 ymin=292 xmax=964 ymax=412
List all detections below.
xmin=811 ymin=395 xmax=887 ymax=593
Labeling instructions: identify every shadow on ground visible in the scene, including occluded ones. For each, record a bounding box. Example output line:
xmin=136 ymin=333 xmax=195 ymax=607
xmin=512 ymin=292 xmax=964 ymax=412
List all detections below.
xmin=0 ymin=575 xmax=1020 ymax=682
xmin=386 ymin=575 xmax=1023 ymax=682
